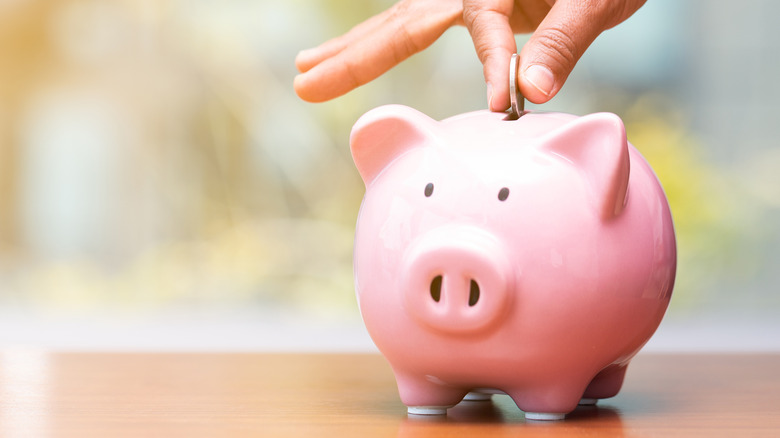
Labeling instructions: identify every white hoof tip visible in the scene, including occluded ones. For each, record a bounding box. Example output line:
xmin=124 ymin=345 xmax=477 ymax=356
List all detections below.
xmin=525 ymin=412 xmax=566 ymax=421
xmin=463 ymin=392 xmax=493 ymax=402
xmin=578 ymin=398 xmax=598 ymax=406
xmin=407 ymin=406 xmax=448 ymax=416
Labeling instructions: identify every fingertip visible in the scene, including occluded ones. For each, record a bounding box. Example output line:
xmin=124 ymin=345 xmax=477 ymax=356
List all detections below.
xmin=488 ymin=82 xmax=509 ymax=112
xmin=294 ymin=66 xmax=352 ymax=103
xmin=293 ymin=73 xmax=321 ymax=103
xmin=293 ymin=73 xmax=308 ymax=100
xmin=483 ymin=51 xmax=512 ymax=112
xmin=295 ymin=49 xmax=316 ymax=73
xmin=520 ymin=64 xmax=556 ymax=104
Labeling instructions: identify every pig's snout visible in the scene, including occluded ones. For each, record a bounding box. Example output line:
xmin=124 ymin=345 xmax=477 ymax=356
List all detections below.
xmin=402 ymin=226 xmax=513 ymax=335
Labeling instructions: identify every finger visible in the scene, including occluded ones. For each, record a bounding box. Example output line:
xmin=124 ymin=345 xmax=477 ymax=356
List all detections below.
xmin=295 ymin=0 xmax=461 ymax=103
xmin=463 ymin=0 xmax=517 ymax=111
xmin=518 ymin=0 xmax=646 ymax=103
xmin=296 ymin=10 xmax=391 ymax=74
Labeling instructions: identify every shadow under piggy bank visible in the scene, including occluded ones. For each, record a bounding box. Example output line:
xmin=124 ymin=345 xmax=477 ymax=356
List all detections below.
xmin=398 ymin=395 xmax=625 ymax=438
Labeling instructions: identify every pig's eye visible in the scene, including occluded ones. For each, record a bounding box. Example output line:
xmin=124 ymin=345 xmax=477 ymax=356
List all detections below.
xmin=498 ymin=187 xmax=510 ymax=201
xmin=424 ymin=183 xmax=434 ymax=197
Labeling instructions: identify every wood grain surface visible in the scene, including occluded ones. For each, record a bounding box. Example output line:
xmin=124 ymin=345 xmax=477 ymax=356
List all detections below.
xmin=1 ymin=352 xmax=779 ymax=437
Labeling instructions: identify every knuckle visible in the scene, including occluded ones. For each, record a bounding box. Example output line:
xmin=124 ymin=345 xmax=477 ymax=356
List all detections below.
xmin=392 ymin=24 xmax=421 ymax=64
xmin=532 ymin=26 xmax=580 ymax=69
xmin=343 ymin=57 xmax=368 ymax=89
xmin=478 ymin=45 xmax=507 ymax=66
xmin=387 ymin=1 xmax=422 ymax=63
xmin=462 ymin=5 xmax=482 ymax=29
xmin=462 ymin=8 xmax=509 ymax=64
xmin=462 ymin=5 xmax=500 ymax=32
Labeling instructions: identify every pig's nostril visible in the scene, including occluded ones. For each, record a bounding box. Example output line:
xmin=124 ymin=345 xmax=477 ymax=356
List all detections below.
xmin=428 ymin=276 xmax=479 ymax=306
xmin=469 ymin=280 xmax=480 ymax=306
xmin=430 ymin=275 xmax=443 ymax=302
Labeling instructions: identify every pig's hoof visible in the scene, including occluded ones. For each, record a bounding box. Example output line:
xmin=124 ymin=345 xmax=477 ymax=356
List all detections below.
xmin=578 ymin=398 xmax=598 ymax=406
xmin=462 ymin=391 xmax=493 ymax=401
xmin=407 ymin=406 xmax=448 ymax=416
xmin=525 ymin=412 xmax=565 ymax=421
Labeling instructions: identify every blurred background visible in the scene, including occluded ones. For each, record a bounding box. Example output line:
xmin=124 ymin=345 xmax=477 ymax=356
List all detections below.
xmin=0 ymin=0 xmax=777 ymax=351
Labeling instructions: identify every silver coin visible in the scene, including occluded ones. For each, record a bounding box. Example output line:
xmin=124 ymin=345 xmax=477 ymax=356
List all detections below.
xmin=509 ymin=53 xmax=524 ymax=119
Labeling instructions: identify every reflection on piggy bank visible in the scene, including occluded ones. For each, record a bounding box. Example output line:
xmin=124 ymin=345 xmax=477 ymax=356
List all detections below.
xmin=350 ymin=105 xmax=676 ymax=421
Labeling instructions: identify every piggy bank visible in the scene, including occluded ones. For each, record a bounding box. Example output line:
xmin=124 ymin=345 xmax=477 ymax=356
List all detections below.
xmin=350 ymin=105 xmax=676 ymax=421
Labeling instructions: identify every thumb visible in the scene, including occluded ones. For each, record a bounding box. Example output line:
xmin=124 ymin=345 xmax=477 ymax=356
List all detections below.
xmin=518 ymin=0 xmax=613 ymax=104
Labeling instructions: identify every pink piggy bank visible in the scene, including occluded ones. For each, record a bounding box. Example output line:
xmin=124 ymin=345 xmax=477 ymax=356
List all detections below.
xmin=350 ymin=105 xmax=676 ymax=421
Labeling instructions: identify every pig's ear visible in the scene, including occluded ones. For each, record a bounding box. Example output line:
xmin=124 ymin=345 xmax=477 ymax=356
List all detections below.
xmin=350 ymin=105 xmax=438 ymax=186
xmin=543 ymin=113 xmax=630 ymax=219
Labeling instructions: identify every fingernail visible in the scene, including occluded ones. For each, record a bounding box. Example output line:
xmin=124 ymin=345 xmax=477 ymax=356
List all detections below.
xmin=524 ymin=64 xmax=555 ymax=97
xmin=486 ymin=82 xmax=494 ymax=110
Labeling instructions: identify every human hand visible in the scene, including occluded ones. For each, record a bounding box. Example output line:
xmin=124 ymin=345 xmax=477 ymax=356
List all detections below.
xmin=294 ymin=0 xmax=646 ymax=111
xmin=294 ymin=0 xmax=463 ymax=104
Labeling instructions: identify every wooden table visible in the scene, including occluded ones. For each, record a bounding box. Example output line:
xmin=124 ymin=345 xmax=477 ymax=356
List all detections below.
xmin=1 ymin=352 xmax=778 ymax=437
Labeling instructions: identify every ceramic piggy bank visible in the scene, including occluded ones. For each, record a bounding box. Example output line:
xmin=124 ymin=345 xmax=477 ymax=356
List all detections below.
xmin=350 ymin=105 xmax=676 ymax=420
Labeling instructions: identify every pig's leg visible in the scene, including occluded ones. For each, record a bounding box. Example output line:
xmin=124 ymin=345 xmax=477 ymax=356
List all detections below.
xmin=580 ymin=363 xmax=628 ymax=405
xmin=507 ymin=383 xmax=584 ymax=421
xmin=394 ymin=372 xmax=469 ymax=415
